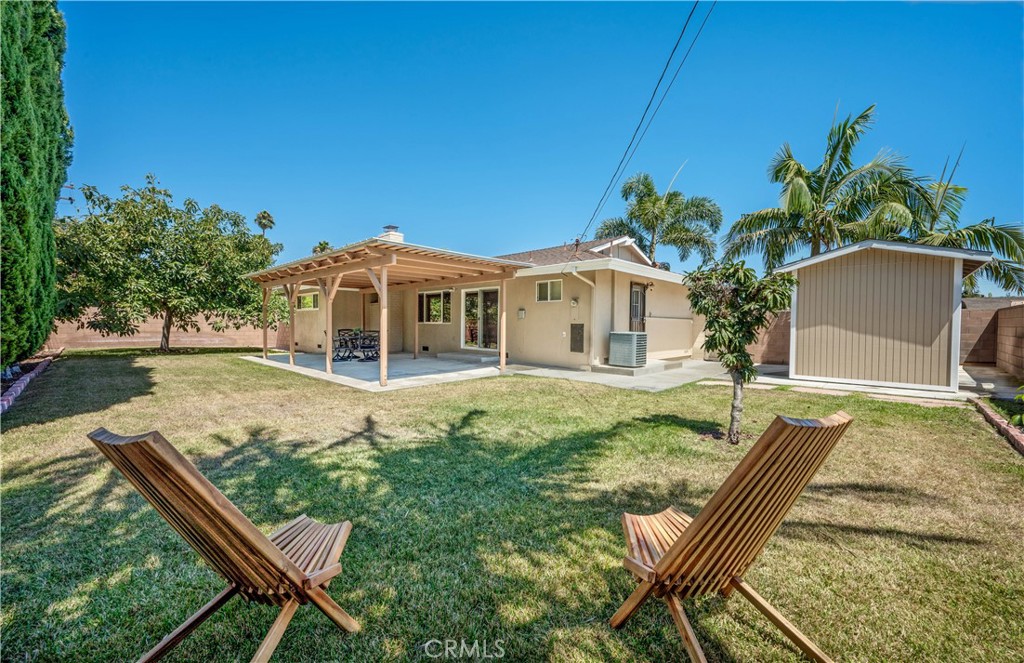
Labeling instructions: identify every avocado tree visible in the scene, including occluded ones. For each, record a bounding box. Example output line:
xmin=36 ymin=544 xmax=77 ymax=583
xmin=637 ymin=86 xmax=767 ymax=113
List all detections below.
xmin=684 ymin=262 xmax=796 ymax=444
xmin=55 ymin=175 xmax=285 ymax=351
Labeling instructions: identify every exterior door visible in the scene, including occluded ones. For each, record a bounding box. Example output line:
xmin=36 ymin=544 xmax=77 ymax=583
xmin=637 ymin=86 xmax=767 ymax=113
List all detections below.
xmin=630 ymin=283 xmax=646 ymax=332
xmin=463 ymin=288 xmax=500 ymax=350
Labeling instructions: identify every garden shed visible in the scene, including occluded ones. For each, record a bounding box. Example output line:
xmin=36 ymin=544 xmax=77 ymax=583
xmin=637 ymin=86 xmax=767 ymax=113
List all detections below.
xmin=777 ymin=240 xmax=990 ymax=392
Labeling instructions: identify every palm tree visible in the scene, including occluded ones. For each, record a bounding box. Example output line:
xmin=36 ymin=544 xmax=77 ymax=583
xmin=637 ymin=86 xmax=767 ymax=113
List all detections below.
xmin=595 ymin=172 xmax=722 ymax=267
xmin=255 ymin=210 xmax=275 ymax=236
xmin=870 ymin=154 xmax=1024 ymax=294
xmin=312 ymin=240 xmax=333 ymax=255
xmin=724 ymin=105 xmax=909 ymax=270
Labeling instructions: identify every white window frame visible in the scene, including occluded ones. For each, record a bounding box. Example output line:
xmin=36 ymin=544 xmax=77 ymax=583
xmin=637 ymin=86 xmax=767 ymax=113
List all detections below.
xmin=296 ymin=293 xmax=319 ymax=311
xmin=460 ymin=287 xmax=500 ymax=351
xmin=418 ymin=290 xmax=452 ymax=324
xmin=536 ymin=279 xmax=563 ymax=303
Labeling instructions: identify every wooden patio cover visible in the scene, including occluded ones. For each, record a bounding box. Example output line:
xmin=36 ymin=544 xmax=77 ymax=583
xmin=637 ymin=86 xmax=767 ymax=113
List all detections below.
xmin=246 ymin=238 xmax=531 ymax=386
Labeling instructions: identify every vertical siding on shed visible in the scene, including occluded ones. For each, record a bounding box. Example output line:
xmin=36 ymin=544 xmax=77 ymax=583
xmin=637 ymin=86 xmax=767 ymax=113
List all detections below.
xmin=793 ymin=249 xmax=954 ymax=387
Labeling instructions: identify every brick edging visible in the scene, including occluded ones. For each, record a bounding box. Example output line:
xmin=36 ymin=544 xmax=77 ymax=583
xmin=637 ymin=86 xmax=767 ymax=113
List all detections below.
xmin=0 ymin=348 xmax=63 ymax=414
xmin=969 ymin=397 xmax=1024 ymax=457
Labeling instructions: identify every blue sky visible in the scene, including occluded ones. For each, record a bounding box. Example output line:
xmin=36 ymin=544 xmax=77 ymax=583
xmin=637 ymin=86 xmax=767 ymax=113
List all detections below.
xmin=59 ymin=1 xmax=1024 ymax=293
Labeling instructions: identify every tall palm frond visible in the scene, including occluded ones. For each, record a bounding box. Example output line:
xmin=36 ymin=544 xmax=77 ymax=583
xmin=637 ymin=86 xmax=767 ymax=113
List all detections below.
xmin=726 ymin=104 xmax=910 ymax=266
xmin=596 ymin=171 xmax=722 ymax=266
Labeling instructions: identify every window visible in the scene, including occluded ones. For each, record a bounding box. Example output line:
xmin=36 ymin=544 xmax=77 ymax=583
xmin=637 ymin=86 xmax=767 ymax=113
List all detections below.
xmin=536 ymin=279 xmax=562 ymax=302
xmin=296 ymin=294 xmax=319 ymax=310
xmin=418 ymin=291 xmax=452 ymax=323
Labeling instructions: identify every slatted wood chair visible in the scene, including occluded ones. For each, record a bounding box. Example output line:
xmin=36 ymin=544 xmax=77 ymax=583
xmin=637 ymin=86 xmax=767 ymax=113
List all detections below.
xmin=87 ymin=428 xmax=361 ymax=663
xmin=610 ymin=411 xmax=853 ymax=663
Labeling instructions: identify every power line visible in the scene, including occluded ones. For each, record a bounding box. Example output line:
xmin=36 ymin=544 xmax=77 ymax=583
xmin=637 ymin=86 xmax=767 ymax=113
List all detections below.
xmin=620 ymin=2 xmax=717 ymax=180
xmin=579 ymin=1 xmax=717 ymax=241
xmin=578 ymin=1 xmax=701 ymax=240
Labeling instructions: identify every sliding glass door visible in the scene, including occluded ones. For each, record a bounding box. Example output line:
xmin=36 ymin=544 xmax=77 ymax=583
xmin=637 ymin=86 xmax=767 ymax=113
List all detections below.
xmin=463 ymin=288 xmax=500 ymax=350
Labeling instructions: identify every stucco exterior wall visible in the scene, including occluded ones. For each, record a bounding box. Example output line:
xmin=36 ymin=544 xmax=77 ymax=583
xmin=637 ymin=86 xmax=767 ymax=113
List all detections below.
xmin=995 ymin=304 xmax=1024 ymax=381
xmin=505 ymin=273 xmax=595 ymax=368
xmin=280 ymin=264 xmax=703 ymax=370
xmin=793 ymin=249 xmax=956 ymax=387
xmin=288 ymin=290 xmax=404 ymax=353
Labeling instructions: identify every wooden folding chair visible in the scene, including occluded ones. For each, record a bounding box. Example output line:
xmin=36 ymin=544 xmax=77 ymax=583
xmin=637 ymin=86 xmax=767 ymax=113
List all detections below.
xmin=88 ymin=428 xmax=361 ymax=662
xmin=610 ymin=411 xmax=853 ymax=663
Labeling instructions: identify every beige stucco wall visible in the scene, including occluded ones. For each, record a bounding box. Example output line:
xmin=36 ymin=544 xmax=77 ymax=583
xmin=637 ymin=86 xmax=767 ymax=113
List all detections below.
xmin=288 ymin=289 xmax=404 ymax=353
xmin=283 ymin=265 xmax=704 ymax=370
xmin=793 ymin=249 xmax=955 ymax=387
xmin=508 ymin=269 xmax=700 ymax=367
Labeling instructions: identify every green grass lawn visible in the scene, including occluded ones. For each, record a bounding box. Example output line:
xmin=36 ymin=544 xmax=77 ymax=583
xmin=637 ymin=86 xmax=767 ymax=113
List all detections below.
xmin=2 ymin=351 xmax=1023 ymax=662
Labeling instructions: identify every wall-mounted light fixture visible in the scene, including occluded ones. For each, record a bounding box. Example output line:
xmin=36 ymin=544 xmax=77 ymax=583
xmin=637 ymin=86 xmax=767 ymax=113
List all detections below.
xmin=517 ymin=308 xmax=526 ymax=320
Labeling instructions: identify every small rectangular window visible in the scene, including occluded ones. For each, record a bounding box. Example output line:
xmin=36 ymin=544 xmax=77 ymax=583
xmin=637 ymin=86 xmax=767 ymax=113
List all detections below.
xmin=418 ymin=291 xmax=451 ymax=323
xmin=296 ymin=294 xmax=319 ymax=310
xmin=536 ymin=279 xmax=562 ymax=302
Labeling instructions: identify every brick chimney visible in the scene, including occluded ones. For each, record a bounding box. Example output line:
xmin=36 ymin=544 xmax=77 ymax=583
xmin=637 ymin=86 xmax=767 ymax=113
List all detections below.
xmin=378 ymin=225 xmax=404 ymax=242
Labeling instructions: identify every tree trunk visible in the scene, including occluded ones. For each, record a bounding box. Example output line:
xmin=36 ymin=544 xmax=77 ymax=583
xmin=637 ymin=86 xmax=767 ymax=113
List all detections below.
xmin=810 ymin=237 xmax=821 ymax=256
xmin=728 ymin=370 xmax=744 ymax=444
xmin=160 ymin=309 xmax=173 ymax=352
xmin=648 ymin=232 xmax=658 ymax=263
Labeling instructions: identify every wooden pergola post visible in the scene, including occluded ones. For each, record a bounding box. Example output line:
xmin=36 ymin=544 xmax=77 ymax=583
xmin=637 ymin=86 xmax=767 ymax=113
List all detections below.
xmin=413 ymin=293 xmax=419 ymax=360
xmin=379 ymin=265 xmax=388 ymax=387
xmin=366 ymin=266 xmax=389 ymax=387
xmin=284 ymin=284 xmax=298 ymax=366
xmin=261 ymin=287 xmax=269 ymax=360
xmin=318 ymin=276 xmax=342 ymax=375
xmin=499 ymin=279 xmax=507 ymax=373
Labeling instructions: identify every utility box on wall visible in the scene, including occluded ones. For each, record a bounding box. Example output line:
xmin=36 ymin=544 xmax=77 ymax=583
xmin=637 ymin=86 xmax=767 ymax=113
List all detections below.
xmin=570 ymin=324 xmax=585 ymax=353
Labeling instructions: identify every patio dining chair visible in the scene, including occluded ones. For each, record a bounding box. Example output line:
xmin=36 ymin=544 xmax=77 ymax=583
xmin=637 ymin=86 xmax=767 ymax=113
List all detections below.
xmin=357 ymin=331 xmax=380 ymax=362
xmin=610 ymin=411 xmax=853 ymax=663
xmin=87 ymin=428 xmax=361 ymax=662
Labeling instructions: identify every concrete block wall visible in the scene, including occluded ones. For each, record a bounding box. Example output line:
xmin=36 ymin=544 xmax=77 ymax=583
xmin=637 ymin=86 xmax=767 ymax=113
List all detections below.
xmin=960 ymin=307 xmax=1000 ymax=363
xmin=46 ymin=316 xmax=288 ymax=351
xmin=748 ymin=311 xmax=790 ymax=365
xmin=995 ymin=305 xmax=1024 ymax=381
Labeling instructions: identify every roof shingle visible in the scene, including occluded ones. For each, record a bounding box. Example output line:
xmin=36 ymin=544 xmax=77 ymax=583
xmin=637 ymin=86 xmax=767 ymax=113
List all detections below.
xmin=495 ymin=236 xmax=626 ymax=266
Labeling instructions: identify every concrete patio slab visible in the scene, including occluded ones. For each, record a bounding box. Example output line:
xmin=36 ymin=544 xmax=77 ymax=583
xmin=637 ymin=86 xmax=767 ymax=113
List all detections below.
xmin=241 ymin=353 xmax=731 ymax=393
xmin=510 ymin=360 xmax=729 ymax=392
xmin=241 ymin=352 xmax=501 ymax=392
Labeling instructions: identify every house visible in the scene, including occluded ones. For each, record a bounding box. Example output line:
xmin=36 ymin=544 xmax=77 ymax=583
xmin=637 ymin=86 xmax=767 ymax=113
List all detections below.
xmin=776 ymin=239 xmax=992 ymax=392
xmin=246 ymin=227 xmax=705 ymax=386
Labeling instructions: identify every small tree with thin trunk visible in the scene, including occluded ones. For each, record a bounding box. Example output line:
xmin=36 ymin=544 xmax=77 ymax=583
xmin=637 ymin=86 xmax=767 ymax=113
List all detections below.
xmin=684 ymin=262 xmax=796 ymax=444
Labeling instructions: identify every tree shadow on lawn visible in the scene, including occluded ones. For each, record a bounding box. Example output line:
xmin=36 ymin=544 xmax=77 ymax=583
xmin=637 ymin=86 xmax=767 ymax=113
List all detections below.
xmin=0 ymin=409 xmax=986 ymax=662
xmin=0 ymin=355 xmax=155 ymax=433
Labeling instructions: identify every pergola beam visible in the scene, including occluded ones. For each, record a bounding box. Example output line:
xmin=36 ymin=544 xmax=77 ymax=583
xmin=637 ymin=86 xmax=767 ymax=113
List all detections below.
xmin=257 ymin=254 xmax=397 ymax=288
xmin=361 ymin=270 xmax=515 ymax=294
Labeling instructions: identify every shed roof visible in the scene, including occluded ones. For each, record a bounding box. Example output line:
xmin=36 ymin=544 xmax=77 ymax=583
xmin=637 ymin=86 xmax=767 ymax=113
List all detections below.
xmin=775 ymin=239 xmax=991 ymax=278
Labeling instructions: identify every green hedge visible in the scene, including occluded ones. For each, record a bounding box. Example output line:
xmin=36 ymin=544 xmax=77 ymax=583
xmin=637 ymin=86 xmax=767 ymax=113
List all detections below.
xmin=1 ymin=1 xmax=73 ymax=368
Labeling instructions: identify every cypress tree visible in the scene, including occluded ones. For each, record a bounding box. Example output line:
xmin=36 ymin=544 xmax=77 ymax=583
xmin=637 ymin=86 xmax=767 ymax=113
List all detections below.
xmin=0 ymin=1 xmax=73 ymax=368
